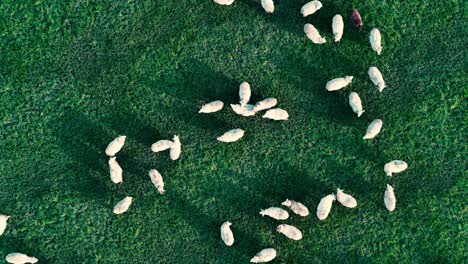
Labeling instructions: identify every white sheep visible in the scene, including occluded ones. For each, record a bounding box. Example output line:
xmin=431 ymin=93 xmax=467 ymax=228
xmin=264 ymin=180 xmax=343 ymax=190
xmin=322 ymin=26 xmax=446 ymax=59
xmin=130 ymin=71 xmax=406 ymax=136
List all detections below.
xmin=336 ymin=189 xmax=357 ymax=208
xmin=262 ymin=108 xmax=289 ymax=120
xmin=250 ymin=248 xmax=277 ymax=263
xmin=148 ymin=169 xmax=165 ymax=194
xmin=0 ymin=215 xmax=10 ymax=236
xmin=170 ymin=135 xmax=182 ymax=161
xmin=384 ymin=160 xmax=408 ymax=177
xmin=113 ymin=196 xmax=133 ymax=215
xmin=217 ymin=129 xmax=245 ymax=143
xmin=326 ymin=76 xmax=353 ymax=91
xmin=332 ymin=14 xmax=344 ymax=42
xmin=220 ymin=221 xmax=234 ymax=246
xmin=150 ymin=140 xmax=174 ymax=153
xmin=281 ymin=199 xmax=309 ymax=217
xmin=384 ymin=184 xmax=396 ymax=211
xmin=368 ymin=66 xmax=386 ymax=92
xmin=5 ymin=253 xmax=38 ymax=264
xmin=239 ymin=81 xmax=251 ymax=106
xmin=277 ymin=224 xmax=303 ymax=240
xmin=304 ymin=24 xmax=326 ymax=44
xmin=108 ymin=157 xmax=123 ymax=184
xmin=370 ymin=28 xmax=382 ymax=55
xmin=199 ymin=100 xmax=224 ymax=113
xmin=349 ymin=92 xmax=364 ymax=117
xmin=261 ymin=0 xmax=274 ymax=13
xmin=301 ymin=1 xmax=322 ymax=17
xmin=213 ymin=0 xmax=235 ymax=5
xmin=259 ymin=207 xmax=289 ymax=220
xmin=253 ymin=98 xmax=278 ymax=112
xmin=105 ymin=135 xmax=126 ymax=156
xmin=316 ymin=194 xmax=335 ymax=220
xmin=231 ymin=104 xmax=256 ymax=117
xmin=363 ymin=119 xmax=383 ymax=139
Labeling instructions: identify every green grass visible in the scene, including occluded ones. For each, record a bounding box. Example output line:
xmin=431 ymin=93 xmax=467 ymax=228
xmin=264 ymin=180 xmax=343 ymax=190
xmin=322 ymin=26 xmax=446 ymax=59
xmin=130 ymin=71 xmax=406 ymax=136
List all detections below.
xmin=0 ymin=0 xmax=466 ymax=263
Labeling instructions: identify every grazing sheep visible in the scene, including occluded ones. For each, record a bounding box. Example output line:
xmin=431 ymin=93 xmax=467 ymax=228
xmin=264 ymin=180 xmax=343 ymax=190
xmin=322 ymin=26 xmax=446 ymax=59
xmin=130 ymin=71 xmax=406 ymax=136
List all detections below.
xmin=250 ymin=248 xmax=277 ymax=263
xmin=304 ymin=24 xmax=326 ymax=44
xmin=326 ymin=76 xmax=353 ymax=91
xmin=148 ymin=169 xmax=165 ymax=194
xmin=368 ymin=66 xmax=386 ymax=92
xmin=301 ymin=1 xmax=322 ymax=17
xmin=261 ymin=0 xmax=274 ymax=13
xmin=231 ymin=104 xmax=256 ymax=117
xmin=170 ymin=135 xmax=182 ymax=161
xmin=277 ymin=224 xmax=303 ymax=240
xmin=113 ymin=196 xmax=133 ymax=215
xmin=254 ymin=98 xmax=278 ymax=112
xmin=316 ymin=194 xmax=336 ymax=220
xmin=384 ymin=160 xmax=408 ymax=177
xmin=260 ymin=207 xmax=289 ymax=220
xmin=281 ymin=199 xmax=309 ymax=217
xmin=348 ymin=92 xmax=364 ymax=117
xmin=0 ymin=215 xmax=10 ymax=236
xmin=332 ymin=14 xmax=344 ymax=42
xmin=5 ymin=253 xmax=38 ymax=264
xmin=108 ymin=157 xmax=123 ymax=184
xmin=363 ymin=119 xmax=383 ymax=139
xmin=262 ymin=108 xmax=289 ymax=120
xmin=220 ymin=221 xmax=234 ymax=246
xmin=199 ymin=100 xmax=224 ymax=113
xmin=384 ymin=184 xmax=396 ymax=211
xmin=239 ymin=82 xmax=252 ymax=106
xmin=213 ymin=0 xmax=235 ymax=6
xmin=336 ymin=189 xmax=357 ymax=208
xmin=217 ymin=129 xmax=245 ymax=142
xmin=350 ymin=9 xmax=363 ymax=30
xmin=370 ymin=28 xmax=382 ymax=55
xmin=150 ymin=140 xmax=174 ymax=153
xmin=105 ymin=136 xmax=126 ymax=156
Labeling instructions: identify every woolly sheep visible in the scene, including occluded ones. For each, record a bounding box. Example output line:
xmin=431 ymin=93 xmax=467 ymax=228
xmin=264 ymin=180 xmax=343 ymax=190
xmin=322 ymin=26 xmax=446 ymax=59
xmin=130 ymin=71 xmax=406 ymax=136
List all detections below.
xmin=332 ymin=15 xmax=344 ymax=42
xmin=384 ymin=184 xmax=396 ymax=211
xmin=350 ymin=9 xmax=362 ymax=30
xmin=254 ymin=98 xmax=277 ymax=112
xmin=5 ymin=253 xmax=38 ymax=264
xmin=105 ymin=136 xmax=126 ymax=156
xmin=148 ymin=169 xmax=165 ymax=194
xmin=108 ymin=157 xmax=123 ymax=184
xmin=349 ymin=92 xmax=364 ymax=117
xmin=262 ymin=108 xmax=289 ymax=120
xmin=231 ymin=104 xmax=256 ymax=117
xmin=259 ymin=207 xmax=289 ymax=220
xmin=370 ymin=28 xmax=382 ymax=55
xmin=277 ymin=224 xmax=303 ymax=240
xmin=304 ymin=24 xmax=326 ymax=44
xmin=113 ymin=196 xmax=133 ymax=214
xmin=326 ymin=76 xmax=353 ymax=91
xmin=281 ymin=199 xmax=309 ymax=217
xmin=384 ymin=160 xmax=408 ymax=177
xmin=368 ymin=66 xmax=386 ymax=92
xmin=336 ymin=189 xmax=357 ymax=208
xmin=0 ymin=215 xmax=10 ymax=236
xmin=239 ymin=82 xmax=251 ymax=106
xmin=316 ymin=194 xmax=335 ymax=220
xmin=213 ymin=0 xmax=234 ymax=5
xmin=250 ymin=248 xmax=277 ymax=263
xmin=363 ymin=119 xmax=383 ymax=139
xmin=170 ymin=135 xmax=182 ymax=160
xmin=151 ymin=140 xmax=174 ymax=153
xmin=261 ymin=0 xmax=274 ymax=13
xmin=199 ymin=100 xmax=224 ymax=113
xmin=220 ymin=221 xmax=234 ymax=246
xmin=301 ymin=1 xmax=322 ymax=17
xmin=217 ymin=129 xmax=245 ymax=143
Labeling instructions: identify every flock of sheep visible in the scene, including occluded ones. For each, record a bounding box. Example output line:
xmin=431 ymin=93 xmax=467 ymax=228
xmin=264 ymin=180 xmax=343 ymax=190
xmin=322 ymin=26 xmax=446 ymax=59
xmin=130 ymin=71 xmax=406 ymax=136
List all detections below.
xmin=0 ymin=1 xmax=411 ymax=263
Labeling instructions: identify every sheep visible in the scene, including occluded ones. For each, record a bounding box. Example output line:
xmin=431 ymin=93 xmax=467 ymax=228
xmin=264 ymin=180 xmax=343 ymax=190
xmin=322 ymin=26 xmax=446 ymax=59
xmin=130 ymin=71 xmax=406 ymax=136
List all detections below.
xmin=370 ymin=28 xmax=382 ymax=55
xmin=0 ymin=215 xmax=10 ymax=236
xmin=150 ymin=140 xmax=174 ymax=153
xmin=253 ymin=98 xmax=278 ymax=112
xmin=277 ymin=224 xmax=303 ymax=240
xmin=384 ymin=160 xmax=408 ymax=177
xmin=350 ymin=9 xmax=362 ymax=30
xmin=260 ymin=207 xmax=289 ymax=220
xmin=261 ymin=0 xmax=274 ymax=13
xmin=336 ymin=189 xmax=357 ymax=208
xmin=363 ymin=119 xmax=383 ymax=139
xmin=5 ymin=253 xmax=38 ymax=264
xmin=301 ymin=1 xmax=322 ymax=17
xmin=108 ymin=157 xmax=123 ymax=184
xmin=332 ymin=14 xmax=344 ymax=42
xmin=262 ymin=108 xmax=289 ymax=120
xmin=326 ymin=76 xmax=353 ymax=91
xmin=199 ymin=100 xmax=224 ymax=113
xmin=231 ymin=104 xmax=256 ymax=117
xmin=148 ymin=169 xmax=165 ymax=194
xmin=213 ymin=0 xmax=235 ymax=6
xmin=349 ymin=92 xmax=365 ymax=117
xmin=217 ymin=129 xmax=245 ymax=142
xmin=368 ymin=66 xmax=386 ymax=92
xmin=170 ymin=135 xmax=182 ymax=161
xmin=105 ymin=136 xmax=126 ymax=156
xmin=316 ymin=194 xmax=336 ymax=220
xmin=220 ymin=221 xmax=234 ymax=246
xmin=281 ymin=199 xmax=309 ymax=217
xmin=250 ymin=248 xmax=277 ymax=263
xmin=239 ymin=82 xmax=252 ymax=106
xmin=113 ymin=196 xmax=133 ymax=215
xmin=384 ymin=184 xmax=396 ymax=211
xmin=304 ymin=24 xmax=326 ymax=44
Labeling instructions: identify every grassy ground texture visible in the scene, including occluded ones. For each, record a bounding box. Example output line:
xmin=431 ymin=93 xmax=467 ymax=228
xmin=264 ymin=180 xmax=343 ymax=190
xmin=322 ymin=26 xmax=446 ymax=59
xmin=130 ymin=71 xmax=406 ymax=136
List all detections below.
xmin=0 ymin=0 xmax=466 ymax=263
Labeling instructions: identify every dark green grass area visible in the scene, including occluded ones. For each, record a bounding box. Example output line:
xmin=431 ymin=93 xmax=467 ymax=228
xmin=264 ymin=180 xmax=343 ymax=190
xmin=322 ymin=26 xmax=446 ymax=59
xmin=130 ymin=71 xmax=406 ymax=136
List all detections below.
xmin=0 ymin=0 xmax=466 ymax=263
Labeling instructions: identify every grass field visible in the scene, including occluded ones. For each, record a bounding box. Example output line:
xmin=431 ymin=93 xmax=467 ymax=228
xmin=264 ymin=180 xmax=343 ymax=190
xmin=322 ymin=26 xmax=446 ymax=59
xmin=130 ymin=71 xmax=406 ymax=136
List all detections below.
xmin=0 ymin=0 xmax=466 ymax=263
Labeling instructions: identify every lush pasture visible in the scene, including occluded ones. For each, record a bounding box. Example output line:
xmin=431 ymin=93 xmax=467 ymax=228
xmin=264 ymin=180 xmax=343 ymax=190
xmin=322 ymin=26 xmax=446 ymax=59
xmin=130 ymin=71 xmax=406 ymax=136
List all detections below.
xmin=0 ymin=0 xmax=465 ymax=263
